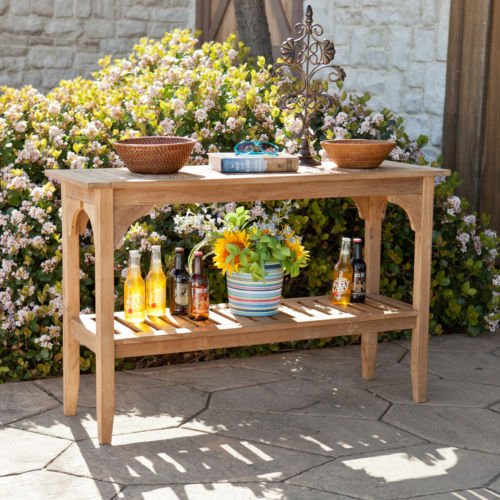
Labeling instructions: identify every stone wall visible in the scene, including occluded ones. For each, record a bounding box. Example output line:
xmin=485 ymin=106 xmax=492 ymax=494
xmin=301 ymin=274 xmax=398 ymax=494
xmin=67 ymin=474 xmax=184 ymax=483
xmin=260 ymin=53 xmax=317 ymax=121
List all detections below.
xmin=309 ymin=0 xmax=451 ymax=158
xmin=0 ymin=0 xmax=194 ymax=92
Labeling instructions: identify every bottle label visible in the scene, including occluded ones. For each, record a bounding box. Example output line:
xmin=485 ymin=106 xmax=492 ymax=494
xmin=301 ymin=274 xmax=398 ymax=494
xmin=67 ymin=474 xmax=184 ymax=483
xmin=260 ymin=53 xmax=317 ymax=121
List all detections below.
xmin=148 ymin=287 xmax=165 ymax=309
xmin=175 ymin=283 xmax=188 ymax=306
xmin=126 ymin=293 xmax=144 ymax=314
xmin=352 ymin=272 xmax=366 ymax=294
xmin=191 ymin=286 xmax=209 ymax=313
xmin=332 ymin=277 xmax=350 ymax=297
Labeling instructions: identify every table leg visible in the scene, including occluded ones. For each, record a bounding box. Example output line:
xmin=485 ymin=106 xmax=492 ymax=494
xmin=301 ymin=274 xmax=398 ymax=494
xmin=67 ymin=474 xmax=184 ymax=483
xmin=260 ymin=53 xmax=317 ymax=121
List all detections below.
xmin=92 ymin=189 xmax=116 ymax=444
xmin=353 ymin=196 xmax=387 ymax=380
xmin=411 ymin=177 xmax=434 ymax=402
xmin=62 ymin=191 xmax=81 ymax=415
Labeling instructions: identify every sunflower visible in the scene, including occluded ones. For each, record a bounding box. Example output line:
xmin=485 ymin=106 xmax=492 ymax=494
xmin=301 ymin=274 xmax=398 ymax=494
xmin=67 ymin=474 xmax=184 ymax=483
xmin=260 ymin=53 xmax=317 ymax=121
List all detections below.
xmin=213 ymin=230 xmax=250 ymax=275
xmin=285 ymin=235 xmax=309 ymax=262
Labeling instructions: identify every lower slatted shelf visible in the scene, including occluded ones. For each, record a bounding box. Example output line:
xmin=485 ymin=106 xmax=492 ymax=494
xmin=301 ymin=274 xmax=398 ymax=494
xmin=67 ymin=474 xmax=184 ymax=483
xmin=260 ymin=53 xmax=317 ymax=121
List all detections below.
xmin=72 ymin=294 xmax=417 ymax=358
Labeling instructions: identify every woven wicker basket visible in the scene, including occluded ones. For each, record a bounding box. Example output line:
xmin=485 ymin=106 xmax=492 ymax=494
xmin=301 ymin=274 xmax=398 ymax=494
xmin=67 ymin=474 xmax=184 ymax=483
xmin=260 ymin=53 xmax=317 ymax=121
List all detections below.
xmin=113 ymin=136 xmax=196 ymax=174
xmin=321 ymin=139 xmax=396 ymax=169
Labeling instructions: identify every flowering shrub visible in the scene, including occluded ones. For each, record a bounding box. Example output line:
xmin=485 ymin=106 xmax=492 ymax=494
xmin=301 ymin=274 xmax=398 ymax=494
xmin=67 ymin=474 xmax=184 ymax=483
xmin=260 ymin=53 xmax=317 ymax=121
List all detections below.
xmin=0 ymin=30 xmax=498 ymax=381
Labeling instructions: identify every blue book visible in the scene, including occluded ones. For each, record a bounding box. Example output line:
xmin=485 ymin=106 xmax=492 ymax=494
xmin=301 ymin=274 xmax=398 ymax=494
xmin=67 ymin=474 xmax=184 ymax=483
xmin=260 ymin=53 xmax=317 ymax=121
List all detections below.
xmin=209 ymin=153 xmax=299 ymax=173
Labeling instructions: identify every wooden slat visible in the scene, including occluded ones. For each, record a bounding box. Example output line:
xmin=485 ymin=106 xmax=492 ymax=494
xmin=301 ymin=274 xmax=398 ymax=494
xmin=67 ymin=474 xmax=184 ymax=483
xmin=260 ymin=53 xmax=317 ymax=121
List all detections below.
xmin=212 ymin=303 xmax=260 ymax=327
xmin=287 ymin=298 xmax=334 ymax=319
xmin=72 ymin=317 xmax=96 ymax=351
xmin=370 ymin=293 xmax=413 ymax=310
xmin=312 ymin=297 xmax=359 ymax=319
xmin=207 ymin=309 xmax=242 ymax=329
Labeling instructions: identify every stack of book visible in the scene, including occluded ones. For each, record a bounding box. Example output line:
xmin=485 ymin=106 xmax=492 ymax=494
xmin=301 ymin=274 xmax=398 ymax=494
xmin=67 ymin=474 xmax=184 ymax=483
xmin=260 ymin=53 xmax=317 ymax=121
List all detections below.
xmin=208 ymin=153 xmax=299 ymax=174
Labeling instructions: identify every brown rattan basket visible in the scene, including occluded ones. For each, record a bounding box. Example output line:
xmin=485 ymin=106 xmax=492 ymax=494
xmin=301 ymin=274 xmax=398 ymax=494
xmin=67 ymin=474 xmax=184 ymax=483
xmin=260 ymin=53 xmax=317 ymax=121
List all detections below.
xmin=321 ymin=139 xmax=396 ymax=169
xmin=113 ymin=136 xmax=196 ymax=174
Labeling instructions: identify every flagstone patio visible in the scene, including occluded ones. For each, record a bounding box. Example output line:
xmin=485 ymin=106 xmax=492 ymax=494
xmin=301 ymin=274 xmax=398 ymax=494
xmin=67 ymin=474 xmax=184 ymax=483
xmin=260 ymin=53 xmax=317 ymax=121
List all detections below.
xmin=1 ymin=332 xmax=499 ymax=500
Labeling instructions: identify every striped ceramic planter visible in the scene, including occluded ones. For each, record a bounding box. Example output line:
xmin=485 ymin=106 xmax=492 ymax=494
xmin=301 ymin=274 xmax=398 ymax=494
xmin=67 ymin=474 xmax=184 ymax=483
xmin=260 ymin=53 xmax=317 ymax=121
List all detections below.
xmin=226 ymin=262 xmax=284 ymax=317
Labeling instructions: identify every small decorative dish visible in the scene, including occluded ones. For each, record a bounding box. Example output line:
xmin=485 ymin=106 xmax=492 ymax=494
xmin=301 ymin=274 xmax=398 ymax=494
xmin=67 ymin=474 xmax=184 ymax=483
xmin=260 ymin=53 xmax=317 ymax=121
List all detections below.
xmin=113 ymin=136 xmax=196 ymax=174
xmin=321 ymin=139 xmax=396 ymax=169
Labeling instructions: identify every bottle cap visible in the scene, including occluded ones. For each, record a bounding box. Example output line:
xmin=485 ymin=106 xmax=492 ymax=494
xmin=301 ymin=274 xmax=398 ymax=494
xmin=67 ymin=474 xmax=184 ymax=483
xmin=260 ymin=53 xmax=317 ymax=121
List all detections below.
xmin=341 ymin=237 xmax=351 ymax=243
xmin=353 ymin=238 xmax=362 ymax=243
xmin=194 ymin=251 xmax=203 ymax=257
xmin=175 ymin=247 xmax=184 ymax=253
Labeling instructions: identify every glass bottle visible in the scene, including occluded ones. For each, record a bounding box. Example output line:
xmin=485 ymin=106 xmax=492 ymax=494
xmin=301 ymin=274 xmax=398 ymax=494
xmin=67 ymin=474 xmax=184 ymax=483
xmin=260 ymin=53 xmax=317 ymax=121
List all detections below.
xmin=146 ymin=245 xmax=167 ymax=316
xmin=330 ymin=237 xmax=353 ymax=306
xmin=124 ymin=250 xmax=146 ymax=322
xmin=351 ymin=238 xmax=367 ymax=303
xmin=189 ymin=251 xmax=210 ymax=321
xmin=168 ymin=247 xmax=189 ymax=315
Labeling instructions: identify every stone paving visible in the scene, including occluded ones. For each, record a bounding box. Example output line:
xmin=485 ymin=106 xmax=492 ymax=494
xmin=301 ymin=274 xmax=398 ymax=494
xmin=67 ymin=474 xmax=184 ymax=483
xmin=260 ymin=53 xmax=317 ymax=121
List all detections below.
xmin=1 ymin=332 xmax=500 ymax=500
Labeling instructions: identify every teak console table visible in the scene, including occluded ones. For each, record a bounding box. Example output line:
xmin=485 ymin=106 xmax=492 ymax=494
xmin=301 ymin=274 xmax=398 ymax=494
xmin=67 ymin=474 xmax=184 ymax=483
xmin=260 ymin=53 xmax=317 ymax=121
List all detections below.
xmin=46 ymin=161 xmax=449 ymax=445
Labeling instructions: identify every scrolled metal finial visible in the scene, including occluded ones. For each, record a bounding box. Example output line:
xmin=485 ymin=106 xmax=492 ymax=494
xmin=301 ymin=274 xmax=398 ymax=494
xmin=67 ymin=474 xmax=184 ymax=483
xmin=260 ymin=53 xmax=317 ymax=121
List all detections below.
xmin=273 ymin=5 xmax=346 ymax=166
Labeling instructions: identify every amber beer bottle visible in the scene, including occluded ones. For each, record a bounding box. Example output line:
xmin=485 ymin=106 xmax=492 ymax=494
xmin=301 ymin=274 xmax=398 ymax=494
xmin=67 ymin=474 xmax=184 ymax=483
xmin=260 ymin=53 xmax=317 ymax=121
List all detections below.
xmin=146 ymin=245 xmax=167 ymax=316
xmin=351 ymin=238 xmax=367 ymax=303
xmin=124 ymin=250 xmax=146 ymax=322
xmin=189 ymin=251 xmax=210 ymax=321
xmin=330 ymin=237 xmax=353 ymax=306
xmin=168 ymin=247 xmax=189 ymax=315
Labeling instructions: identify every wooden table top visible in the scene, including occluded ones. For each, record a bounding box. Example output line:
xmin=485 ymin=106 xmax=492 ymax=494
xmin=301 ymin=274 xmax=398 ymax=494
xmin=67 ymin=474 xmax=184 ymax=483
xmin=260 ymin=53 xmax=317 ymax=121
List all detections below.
xmin=45 ymin=161 xmax=450 ymax=190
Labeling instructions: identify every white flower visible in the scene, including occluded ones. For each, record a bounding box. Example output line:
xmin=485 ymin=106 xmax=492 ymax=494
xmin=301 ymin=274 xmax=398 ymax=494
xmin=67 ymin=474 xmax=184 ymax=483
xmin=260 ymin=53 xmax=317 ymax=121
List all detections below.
xmin=463 ymin=214 xmax=476 ymax=226
xmin=14 ymin=121 xmax=27 ymax=133
xmin=285 ymin=117 xmax=302 ymax=135
xmin=456 ymin=231 xmax=470 ymax=252
xmin=159 ymin=118 xmax=175 ymax=135
xmin=203 ymin=98 xmax=215 ymax=110
xmin=34 ymin=334 xmax=53 ymax=350
xmin=333 ymin=127 xmax=347 ymax=139
xmin=172 ymin=98 xmax=186 ymax=117
xmin=473 ymin=235 xmax=482 ymax=255
xmin=66 ymin=152 xmax=88 ymax=169
xmin=323 ymin=115 xmax=335 ymax=129
xmin=194 ymin=108 xmax=208 ymax=123
xmin=370 ymin=112 xmax=384 ymax=125
xmin=359 ymin=119 xmax=375 ymax=136
xmin=226 ymin=117 xmax=237 ymax=130
xmin=335 ymin=112 xmax=348 ymax=125
xmin=47 ymin=100 xmax=61 ymax=115
xmin=41 ymin=222 xmax=57 ymax=235
xmin=446 ymin=196 xmax=461 ymax=216
xmin=484 ymin=313 xmax=499 ymax=332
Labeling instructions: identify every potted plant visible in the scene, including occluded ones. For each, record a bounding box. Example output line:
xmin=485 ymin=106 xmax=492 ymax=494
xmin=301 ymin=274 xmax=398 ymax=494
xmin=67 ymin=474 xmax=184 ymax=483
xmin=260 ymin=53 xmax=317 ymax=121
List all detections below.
xmin=191 ymin=205 xmax=309 ymax=317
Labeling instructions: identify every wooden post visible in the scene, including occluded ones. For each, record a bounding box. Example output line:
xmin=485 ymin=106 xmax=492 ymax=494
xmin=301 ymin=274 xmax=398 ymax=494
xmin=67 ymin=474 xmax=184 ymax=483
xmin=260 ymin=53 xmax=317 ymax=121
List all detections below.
xmin=92 ymin=189 xmax=116 ymax=444
xmin=62 ymin=188 xmax=81 ymax=416
xmin=353 ymin=196 xmax=387 ymax=380
xmin=411 ymin=177 xmax=434 ymax=402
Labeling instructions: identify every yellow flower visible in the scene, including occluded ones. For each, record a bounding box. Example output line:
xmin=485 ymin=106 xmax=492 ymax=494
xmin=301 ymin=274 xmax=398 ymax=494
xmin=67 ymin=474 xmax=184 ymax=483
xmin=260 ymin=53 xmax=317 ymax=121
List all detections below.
xmin=213 ymin=230 xmax=249 ymax=275
xmin=285 ymin=236 xmax=308 ymax=262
